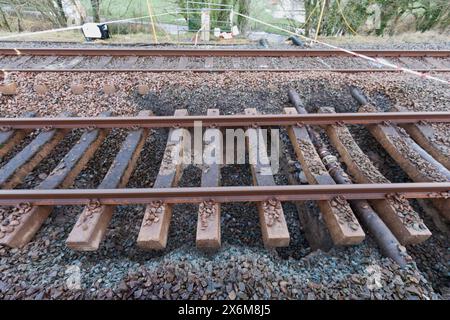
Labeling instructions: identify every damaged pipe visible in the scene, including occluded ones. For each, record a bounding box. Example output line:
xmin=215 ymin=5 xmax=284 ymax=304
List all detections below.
xmin=288 ymin=88 xmax=410 ymax=267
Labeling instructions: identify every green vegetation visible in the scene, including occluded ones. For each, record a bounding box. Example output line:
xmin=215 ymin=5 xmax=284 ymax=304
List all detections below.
xmin=79 ymin=0 xmax=179 ymax=24
xmin=0 ymin=0 xmax=448 ymax=39
xmin=303 ymin=0 xmax=450 ymax=36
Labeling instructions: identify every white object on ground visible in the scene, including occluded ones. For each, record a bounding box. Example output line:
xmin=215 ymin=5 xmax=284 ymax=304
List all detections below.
xmin=220 ymin=32 xmax=233 ymax=39
xmin=81 ymin=23 xmax=102 ymax=39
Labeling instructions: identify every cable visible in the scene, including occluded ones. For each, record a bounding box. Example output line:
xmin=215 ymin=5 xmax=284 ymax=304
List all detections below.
xmin=301 ymin=1 xmax=319 ymax=30
xmin=146 ymin=0 xmax=158 ymax=44
xmin=315 ymin=0 xmax=327 ymax=41
xmin=336 ymin=0 xmax=357 ymax=35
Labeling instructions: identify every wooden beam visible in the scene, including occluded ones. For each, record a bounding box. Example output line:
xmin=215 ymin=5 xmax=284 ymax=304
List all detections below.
xmin=320 ymin=107 xmax=431 ymax=244
xmin=0 ymin=112 xmax=36 ymax=158
xmin=0 ymin=112 xmax=110 ymax=248
xmin=360 ymin=104 xmax=450 ymax=221
xmin=0 ymin=112 xmax=71 ymax=189
xmin=196 ymin=109 xmax=221 ymax=249
xmin=66 ymin=111 xmax=151 ymax=251
xmin=137 ymin=109 xmax=188 ymax=250
xmin=245 ymin=108 xmax=290 ymax=247
xmin=392 ymin=105 xmax=450 ymax=170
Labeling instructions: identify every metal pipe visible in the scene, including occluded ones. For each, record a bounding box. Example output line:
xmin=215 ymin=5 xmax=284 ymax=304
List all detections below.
xmin=288 ymin=88 xmax=307 ymax=114
xmin=350 ymin=87 xmax=369 ymax=105
xmin=1 ymin=112 xmax=449 ymax=130
xmin=310 ymin=128 xmax=409 ymax=267
xmin=0 ymin=184 xmax=447 ymax=206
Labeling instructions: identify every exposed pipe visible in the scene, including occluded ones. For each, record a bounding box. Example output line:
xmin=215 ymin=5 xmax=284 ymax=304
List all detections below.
xmin=350 ymin=86 xmax=369 ymax=105
xmin=288 ymin=88 xmax=410 ymax=267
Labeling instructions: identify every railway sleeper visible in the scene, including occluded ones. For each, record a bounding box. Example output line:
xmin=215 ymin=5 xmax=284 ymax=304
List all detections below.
xmin=0 ymin=111 xmax=36 ymax=158
xmin=319 ymin=106 xmax=431 ymax=244
xmin=0 ymin=106 xmax=448 ymax=251
xmin=245 ymin=108 xmax=290 ymax=247
xmin=0 ymin=111 xmax=72 ymax=189
xmin=136 ymin=109 xmax=189 ymax=250
xmin=66 ymin=111 xmax=151 ymax=251
xmin=358 ymin=103 xmax=450 ymax=221
xmin=303 ymin=123 xmax=410 ymax=266
xmin=285 ymin=107 xmax=365 ymax=245
xmin=1 ymin=49 xmax=449 ymax=73
xmin=196 ymin=109 xmax=222 ymax=250
xmin=391 ymin=105 xmax=450 ymax=171
xmin=30 ymin=56 xmax=59 ymax=69
xmin=0 ymin=112 xmax=111 ymax=248
xmin=0 ymin=55 xmax=32 ymax=69
xmin=284 ymin=154 xmax=334 ymax=251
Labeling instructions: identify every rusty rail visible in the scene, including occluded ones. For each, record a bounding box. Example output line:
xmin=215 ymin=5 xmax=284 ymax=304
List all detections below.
xmin=0 ymin=48 xmax=449 ymax=57
xmin=1 ymin=112 xmax=449 ymax=129
xmin=0 ymin=183 xmax=448 ymax=206
xmin=2 ymin=68 xmax=449 ymax=74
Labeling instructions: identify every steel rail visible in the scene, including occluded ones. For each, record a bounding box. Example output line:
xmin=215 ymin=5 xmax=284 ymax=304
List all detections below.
xmin=1 ymin=68 xmax=449 ymax=73
xmin=0 ymin=48 xmax=449 ymax=57
xmin=0 ymin=183 xmax=448 ymax=206
xmin=0 ymin=112 xmax=449 ymax=129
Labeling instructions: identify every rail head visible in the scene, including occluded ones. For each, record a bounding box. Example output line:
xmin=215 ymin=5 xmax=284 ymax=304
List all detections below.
xmin=0 ymin=48 xmax=449 ymax=57
xmin=0 ymin=112 xmax=449 ymax=129
xmin=0 ymin=183 xmax=448 ymax=206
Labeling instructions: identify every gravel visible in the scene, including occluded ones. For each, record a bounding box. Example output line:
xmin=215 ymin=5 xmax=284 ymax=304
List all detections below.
xmin=0 ymin=69 xmax=449 ymax=300
xmin=1 ymin=55 xmax=448 ymax=71
xmin=0 ymin=39 xmax=449 ymax=50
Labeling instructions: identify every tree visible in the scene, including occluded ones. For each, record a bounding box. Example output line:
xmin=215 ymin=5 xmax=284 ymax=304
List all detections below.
xmin=177 ymin=0 xmax=237 ymax=30
xmin=303 ymin=0 xmax=316 ymax=36
xmin=0 ymin=6 xmax=12 ymax=31
xmin=91 ymin=0 xmax=101 ymax=23
xmin=53 ymin=0 xmax=68 ymax=26
xmin=237 ymin=0 xmax=251 ymax=33
xmin=25 ymin=0 xmax=68 ymax=27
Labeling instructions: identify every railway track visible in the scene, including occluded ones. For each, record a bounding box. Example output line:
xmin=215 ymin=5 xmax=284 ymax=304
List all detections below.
xmin=0 ymin=91 xmax=449 ymax=266
xmin=0 ymin=48 xmax=449 ymax=73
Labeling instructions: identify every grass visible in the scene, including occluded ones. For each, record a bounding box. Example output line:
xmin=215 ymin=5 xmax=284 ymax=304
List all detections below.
xmin=78 ymin=0 xmax=296 ymax=33
xmin=0 ymin=0 xmax=299 ymax=41
xmin=0 ymin=27 xmax=251 ymax=45
xmin=79 ymin=0 xmax=178 ymax=17
xmin=79 ymin=0 xmax=182 ymax=24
